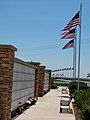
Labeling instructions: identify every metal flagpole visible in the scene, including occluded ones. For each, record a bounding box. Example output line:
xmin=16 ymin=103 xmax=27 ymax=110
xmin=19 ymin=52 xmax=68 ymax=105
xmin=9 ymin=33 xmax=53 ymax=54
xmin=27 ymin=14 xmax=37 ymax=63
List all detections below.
xmin=73 ymin=27 xmax=77 ymax=79
xmin=77 ymin=3 xmax=82 ymax=90
xmin=74 ymin=27 xmax=77 ymax=79
xmin=73 ymin=39 xmax=75 ymax=78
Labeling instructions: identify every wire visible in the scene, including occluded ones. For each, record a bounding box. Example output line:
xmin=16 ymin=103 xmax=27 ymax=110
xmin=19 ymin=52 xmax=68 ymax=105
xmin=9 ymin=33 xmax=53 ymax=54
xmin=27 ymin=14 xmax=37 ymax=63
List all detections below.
xmin=17 ymin=37 xmax=90 ymax=53
xmin=17 ymin=44 xmax=60 ymax=52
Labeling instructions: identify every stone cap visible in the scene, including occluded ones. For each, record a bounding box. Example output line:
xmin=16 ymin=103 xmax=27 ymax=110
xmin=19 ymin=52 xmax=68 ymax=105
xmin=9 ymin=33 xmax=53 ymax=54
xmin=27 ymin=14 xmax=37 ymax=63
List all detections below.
xmin=40 ymin=65 xmax=46 ymax=69
xmin=27 ymin=61 xmax=41 ymax=66
xmin=0 ymin=44 xmax=17 ymax=51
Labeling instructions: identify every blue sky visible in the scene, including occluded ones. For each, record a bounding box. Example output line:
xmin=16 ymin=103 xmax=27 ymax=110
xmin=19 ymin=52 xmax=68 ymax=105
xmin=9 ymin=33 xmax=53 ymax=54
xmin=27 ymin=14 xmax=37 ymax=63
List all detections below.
xmin=0 ymin=0 xmax=90 ymax=78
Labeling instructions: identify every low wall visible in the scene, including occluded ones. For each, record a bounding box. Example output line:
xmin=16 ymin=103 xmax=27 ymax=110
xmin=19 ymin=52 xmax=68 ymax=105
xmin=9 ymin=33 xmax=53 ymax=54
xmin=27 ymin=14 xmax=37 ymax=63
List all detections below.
xmin=11 ymin=58 xmax=36 ymax=111
xmin=44 ymin=70 xmax=51 ymax=93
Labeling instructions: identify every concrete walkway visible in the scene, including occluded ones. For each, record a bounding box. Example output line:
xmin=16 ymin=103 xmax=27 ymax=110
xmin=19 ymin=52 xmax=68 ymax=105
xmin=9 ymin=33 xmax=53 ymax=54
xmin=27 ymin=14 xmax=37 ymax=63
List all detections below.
xmin=14 ymin=89 xmax=75 ymax=120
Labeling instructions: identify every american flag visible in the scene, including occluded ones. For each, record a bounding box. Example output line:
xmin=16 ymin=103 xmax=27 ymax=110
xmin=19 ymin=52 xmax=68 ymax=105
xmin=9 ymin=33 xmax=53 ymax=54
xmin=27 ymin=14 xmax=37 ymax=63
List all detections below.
xmin=62 ymin=39 xmax=74 ymax=49
xmin=61 ymin=28 xmax=75 ymax=39
xmin=62 ymin=11 xmax=80 ymax=31
xmin=72 ymin=67 xmax=74 ymax=70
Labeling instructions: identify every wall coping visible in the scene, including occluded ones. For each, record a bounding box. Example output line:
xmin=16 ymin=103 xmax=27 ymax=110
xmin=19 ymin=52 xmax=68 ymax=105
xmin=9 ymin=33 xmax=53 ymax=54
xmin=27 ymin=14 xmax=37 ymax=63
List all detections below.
xmin=0 ymin=44 xmax=17 ymax=51
xmin=27 ymin=62 xmax=41 ymax=66
xmin=14 ymin=57 xmax=36 ymax=69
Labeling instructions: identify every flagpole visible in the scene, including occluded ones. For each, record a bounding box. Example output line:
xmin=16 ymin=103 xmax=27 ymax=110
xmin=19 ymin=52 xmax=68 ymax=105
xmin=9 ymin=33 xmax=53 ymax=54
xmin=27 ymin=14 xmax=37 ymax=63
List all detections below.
xmin=73 ymin=40 xmax=75 ymax=78
xmin=73 ymin=27 xmax=77 ymax=80
xmin=74 ymin=27 xmax=77 ymax=79
xmin=77 ymin=3 xmax=82 ymax=90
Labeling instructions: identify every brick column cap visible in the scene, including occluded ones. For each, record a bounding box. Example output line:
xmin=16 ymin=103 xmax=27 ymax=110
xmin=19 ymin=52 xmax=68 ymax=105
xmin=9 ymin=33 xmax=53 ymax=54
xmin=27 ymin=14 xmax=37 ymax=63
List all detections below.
xmin=40 ymin=65 xmax=46 ymax=69
xmin=0 ymin=44 xmax=17 ymax=51
xmin=27 ymin=61 xmax=41 ymax=66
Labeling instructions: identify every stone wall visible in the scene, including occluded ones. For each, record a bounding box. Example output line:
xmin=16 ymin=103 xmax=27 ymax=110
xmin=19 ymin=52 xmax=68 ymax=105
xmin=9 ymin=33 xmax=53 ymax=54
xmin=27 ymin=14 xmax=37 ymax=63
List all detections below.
xmin=28 ymin=62 xmax=51 ymax=97
xmin=0 ymin=45 xmax=51 ymax=120
xmin=11 ymin=58 xmax=36 ymax=111
xmin=44 ymin=70 xmax=51 ymax=93
xmin=26 ymin=62 xmax=40 ymax=100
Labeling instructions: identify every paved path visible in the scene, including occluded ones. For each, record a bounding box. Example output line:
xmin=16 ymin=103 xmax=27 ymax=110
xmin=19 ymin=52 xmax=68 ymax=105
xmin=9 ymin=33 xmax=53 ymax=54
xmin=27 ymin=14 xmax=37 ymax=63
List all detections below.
xmin=14 ymin=89 xmax=75 ymax=120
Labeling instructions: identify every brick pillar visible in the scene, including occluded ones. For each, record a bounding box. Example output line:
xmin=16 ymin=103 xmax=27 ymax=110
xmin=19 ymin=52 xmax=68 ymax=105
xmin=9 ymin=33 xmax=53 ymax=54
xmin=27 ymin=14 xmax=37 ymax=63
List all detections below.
xmin=48 ymin=70 xmax=51 ymax=91
xmin=0 ymin=45 xmax=17 ymax=120
xmin=37 ymin=66 xmax=45 ymax=97
xmin=35 ymin=68 xmax=38 ymax=100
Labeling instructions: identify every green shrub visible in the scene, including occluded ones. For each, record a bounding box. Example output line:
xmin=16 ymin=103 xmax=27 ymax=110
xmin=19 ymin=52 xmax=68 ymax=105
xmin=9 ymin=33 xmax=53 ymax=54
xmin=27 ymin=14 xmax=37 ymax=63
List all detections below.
xmin=73 ymin=89 xmax=90 ymax=120
xmin=68 ymin=81 xmax=89 ymax=120
xmin=51 ymin=84 xmax=57 ymax=89
xmin=51 ymin=79 xmax=57 ymax=89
